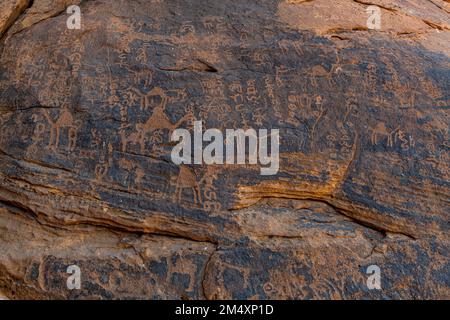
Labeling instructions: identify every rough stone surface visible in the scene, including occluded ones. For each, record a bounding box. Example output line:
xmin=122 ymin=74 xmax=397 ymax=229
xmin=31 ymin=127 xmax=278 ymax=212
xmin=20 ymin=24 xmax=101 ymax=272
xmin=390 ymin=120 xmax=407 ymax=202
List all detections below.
xmin=0 ymin=0 xmax=448 ymax=299
xmin=0 ymin=0 xmax=30 ymax=38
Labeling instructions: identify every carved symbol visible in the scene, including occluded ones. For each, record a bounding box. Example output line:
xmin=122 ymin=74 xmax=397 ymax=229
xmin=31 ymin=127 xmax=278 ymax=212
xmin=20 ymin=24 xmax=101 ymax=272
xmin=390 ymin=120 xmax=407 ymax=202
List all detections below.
xmin=201 ymin=78 xmax=225 ymax=102
xmin=263 ymin=282 xmax=276 ymax=295
xmin=31 ymin=114 xmax=46 ymax=142
xmin=310 ymin=95 xmax=326 ymax=150
xmin=394 ymin=129 xmax=414 ymax=150
xmin=253 ymin=52 xmax=272 ymax=68
xmin=120 ymin=158 xmax=141 ymax=190
xmin=291 ymin=41 xmax=304 ymax=56
xmin=95 ymin=163 xmax=109 ymax=181
xmin=137 ymin=45 xmax=151 ymax=65
xmin=180 ymin=21 xmax=195 ymax=36
xmin=94 ymin=143 xmax=113 ymax=182
xmin=201 ymin=166 xmax=221 ymax=213
xmin=343 ymin=100 xmax=358 ymax=124
xmin=275 ymin=65 xmax=293 ymax=87
xmin=132 ymin=69 xmax=153 ymax=88
xmin=202 ymin=16 xmax=226 ymax=34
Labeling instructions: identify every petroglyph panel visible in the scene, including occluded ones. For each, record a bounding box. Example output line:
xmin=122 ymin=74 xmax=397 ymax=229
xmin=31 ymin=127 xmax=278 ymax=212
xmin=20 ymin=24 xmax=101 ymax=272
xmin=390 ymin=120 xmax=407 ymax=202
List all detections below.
xmin=0 ymin=0 xmax=448 ymax=299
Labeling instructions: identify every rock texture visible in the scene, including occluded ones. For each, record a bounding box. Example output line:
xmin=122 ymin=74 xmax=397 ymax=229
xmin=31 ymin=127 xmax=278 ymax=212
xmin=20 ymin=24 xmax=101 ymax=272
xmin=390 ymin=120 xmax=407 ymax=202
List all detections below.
xmin=0 ymin=0 xmax=30 ymax=38
xmin=0 ymin=0 xmax=449 ymax=299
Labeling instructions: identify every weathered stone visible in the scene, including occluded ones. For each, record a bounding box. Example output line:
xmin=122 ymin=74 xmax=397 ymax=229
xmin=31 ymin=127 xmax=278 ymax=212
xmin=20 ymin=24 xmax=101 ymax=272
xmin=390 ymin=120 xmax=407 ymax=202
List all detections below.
xmin=0 ymin=0 xmax=448 ymax=299
xmin=0 ymin=0 xmax=30 ymax=38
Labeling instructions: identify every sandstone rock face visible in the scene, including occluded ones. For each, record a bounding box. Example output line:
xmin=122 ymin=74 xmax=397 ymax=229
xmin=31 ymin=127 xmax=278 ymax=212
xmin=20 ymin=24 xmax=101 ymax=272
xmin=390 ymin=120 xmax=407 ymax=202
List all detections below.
xmin=0 ymin=0 xmax=30 ymax=38
xmin=0 ymin=0 xmax=448 ymax=299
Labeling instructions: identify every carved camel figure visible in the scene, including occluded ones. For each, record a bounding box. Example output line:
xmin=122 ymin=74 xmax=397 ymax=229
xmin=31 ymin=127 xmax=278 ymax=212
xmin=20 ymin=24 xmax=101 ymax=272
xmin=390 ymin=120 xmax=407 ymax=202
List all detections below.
xmin=122 ymin=87 xmax=195 ymax=153
xmin=309 ymin=55 xmax=342 ymax=87
xmin=137 ymin=87 xmax=194 ymax=131
xmin=172 ymin=165 xmax=203 ymax=204
xmin=43 ymin=108 xmax=80 ymax=151
xmin=370 ymin=122 xmax=396 ymax=147
xmin=120 ymin=128 xmax=144 ymax=152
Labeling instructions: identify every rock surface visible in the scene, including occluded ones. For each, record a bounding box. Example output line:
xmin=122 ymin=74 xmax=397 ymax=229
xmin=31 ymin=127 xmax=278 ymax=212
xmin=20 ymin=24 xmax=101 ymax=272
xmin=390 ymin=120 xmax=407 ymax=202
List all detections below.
xmin=0 ymin=0 xmax=448 ymax=299
xmin=0 ymin=0 xmax=30 ymax=38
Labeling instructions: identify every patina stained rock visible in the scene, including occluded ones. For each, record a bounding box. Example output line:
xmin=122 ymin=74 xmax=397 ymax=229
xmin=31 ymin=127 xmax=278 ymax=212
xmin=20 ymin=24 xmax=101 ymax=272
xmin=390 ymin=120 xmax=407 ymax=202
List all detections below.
xmin=0 ymin=0 xmax=449 ymax=299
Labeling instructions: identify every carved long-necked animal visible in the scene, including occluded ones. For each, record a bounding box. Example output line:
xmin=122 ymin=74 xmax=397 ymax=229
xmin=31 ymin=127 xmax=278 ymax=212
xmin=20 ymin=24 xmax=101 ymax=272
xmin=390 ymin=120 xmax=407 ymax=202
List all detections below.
xmin=42 ymin=108 xmax=80 ymax=151
xmin=172 ymin=165 xmax=202 ymax=204
xmin=120 ymin=128 xmax=144 ymax=152
xmin=310 ymin=54 xmax=342 ymax=87
xmin=122 ymin=87 xmax=195 ymax=153
xmin=136 ymin=87 xmax=195 ymax=136
xmin=371 ymin=122 xmax=396 ymax=147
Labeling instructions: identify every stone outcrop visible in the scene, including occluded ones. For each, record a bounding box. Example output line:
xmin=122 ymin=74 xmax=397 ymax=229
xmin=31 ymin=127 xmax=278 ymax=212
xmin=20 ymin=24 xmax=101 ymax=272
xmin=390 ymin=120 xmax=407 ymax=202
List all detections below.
xmin=0 ymin=0 xmax=448 ymax=299
xmin=0 ymin=0 xmax=30 ymax=38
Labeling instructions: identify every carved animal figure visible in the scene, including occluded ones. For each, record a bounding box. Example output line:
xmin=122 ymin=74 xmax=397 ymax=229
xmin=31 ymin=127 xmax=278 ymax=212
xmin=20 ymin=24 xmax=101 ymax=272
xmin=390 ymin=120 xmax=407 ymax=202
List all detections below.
xmin=42 ymin=108 xmax=80 ymax=151
xmin=120 ymin=129 xmax=145 ymax=152
xmin=310 ymin=54 xmax=342 ymax=87
xmin=278 ymin=39 xmax=291 ymax=54
xmin=122 ymin=87 xmax=195 ymax=153
xmin=136 ymin=88 xmax=194 ymax=137
xmin=370 ymin=122 xmax=395 ymax=147
xmin=172 ymin=166 xmax=202 ymax=204
xmin=278 ymin=39 xmax=303 ymax=56
xmin=310 ymin=65 xmax=335 ymax=87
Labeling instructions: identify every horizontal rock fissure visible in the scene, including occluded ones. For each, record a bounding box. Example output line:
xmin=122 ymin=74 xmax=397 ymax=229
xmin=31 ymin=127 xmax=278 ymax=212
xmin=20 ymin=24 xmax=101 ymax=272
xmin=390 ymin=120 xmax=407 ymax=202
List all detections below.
xmin=234 ymin=194 xmax=417 ymax=240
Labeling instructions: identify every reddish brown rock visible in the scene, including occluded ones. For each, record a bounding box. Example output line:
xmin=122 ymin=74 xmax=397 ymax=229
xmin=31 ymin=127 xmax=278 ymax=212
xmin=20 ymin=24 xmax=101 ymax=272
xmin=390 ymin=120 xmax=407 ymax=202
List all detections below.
xmin=0 ymin=0 xmax=30 ymax=38
xmin=0 ymin=0 xmax=448 ymax=299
